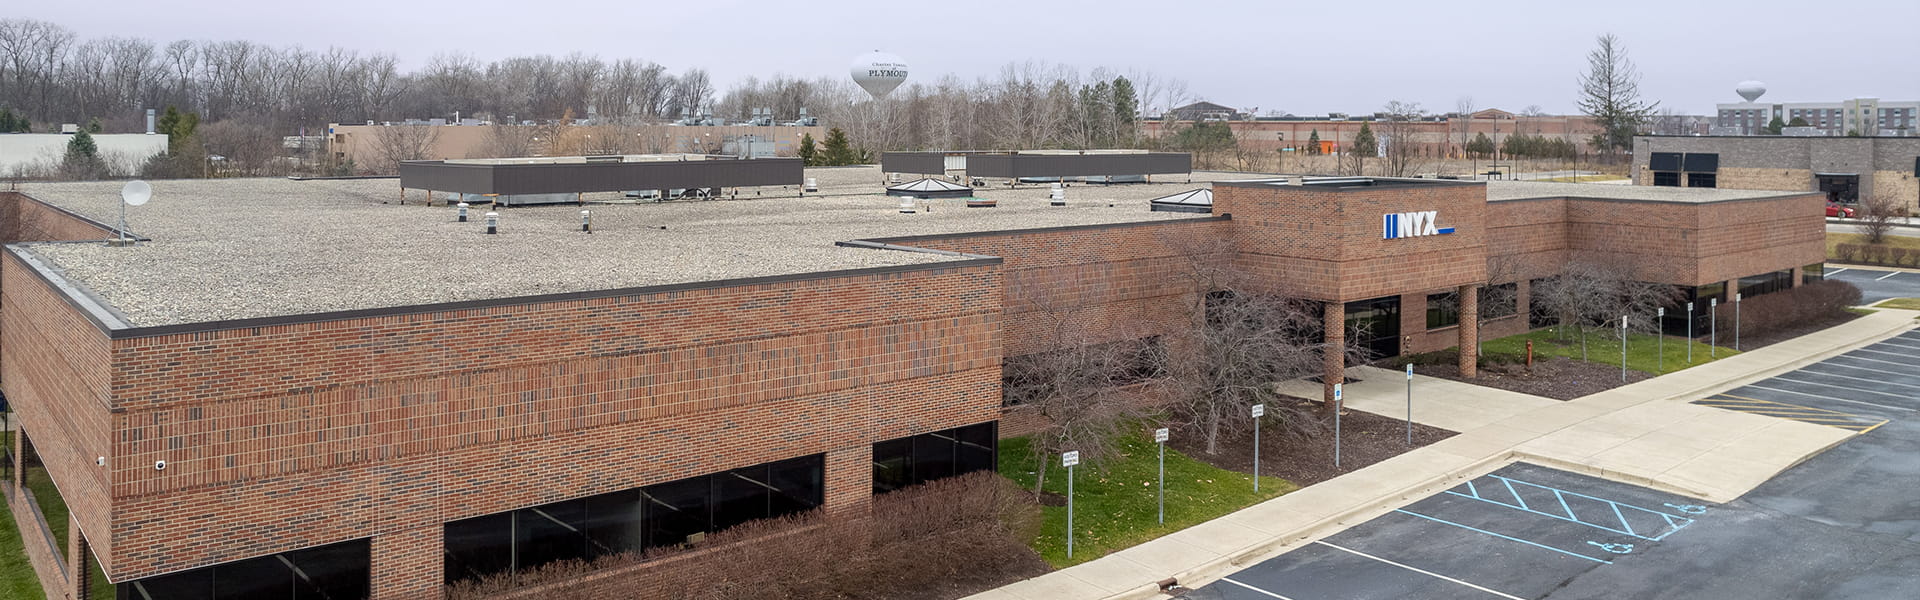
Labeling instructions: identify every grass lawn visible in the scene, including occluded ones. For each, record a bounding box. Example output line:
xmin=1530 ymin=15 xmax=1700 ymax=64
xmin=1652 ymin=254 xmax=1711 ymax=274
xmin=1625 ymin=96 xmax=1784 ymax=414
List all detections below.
xmin=1827 ymin=232 xmax=1920 ymax=257
xmin=2 ymin=490 xmax=50 ymax=600
xmin=999 ymin=431 xmax=1293 ymax=568
xmin=1481 ymin=327 xmax=1736 ymax=376
xmin=1872 ymin=298 xmax=1920 ymax=310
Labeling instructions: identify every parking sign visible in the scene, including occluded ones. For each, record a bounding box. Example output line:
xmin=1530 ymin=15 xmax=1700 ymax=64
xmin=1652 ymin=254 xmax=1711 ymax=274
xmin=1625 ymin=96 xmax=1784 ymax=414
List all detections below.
xmin=1154 ymin=428 xmax=1169 ymax=443
xmin=1062 ymin=451 xmax=1080 ymax=467
xmin=1251 ymin=404 xmax=1265 ymax=418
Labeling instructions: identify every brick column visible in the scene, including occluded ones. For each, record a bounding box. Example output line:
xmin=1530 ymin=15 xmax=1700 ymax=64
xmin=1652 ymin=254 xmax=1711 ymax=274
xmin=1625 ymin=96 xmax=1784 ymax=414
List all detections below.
xmin=822 ymin=444 xmax=872 ymax=518
xmin=369 ymin=524 xmax=442 ymax=600
xmin=1322 ymin=301 xmax=1345 ymax=404
xmin=68 ymin=528 xmax=90 ymax=600
xmin=1458 ymin=284 xmax=1480 ymax=378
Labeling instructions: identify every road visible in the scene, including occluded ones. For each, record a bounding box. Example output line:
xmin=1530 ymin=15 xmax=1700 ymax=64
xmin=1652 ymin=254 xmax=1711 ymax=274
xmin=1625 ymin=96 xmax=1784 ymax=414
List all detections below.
xmin=1828 ymin=222 xmax=1920 ymax=238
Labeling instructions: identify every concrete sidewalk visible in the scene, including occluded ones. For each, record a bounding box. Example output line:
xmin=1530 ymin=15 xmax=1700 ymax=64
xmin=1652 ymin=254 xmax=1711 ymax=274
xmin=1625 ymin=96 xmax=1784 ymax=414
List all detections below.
xmin=965 ymin=308 xmax=1919 ymax=600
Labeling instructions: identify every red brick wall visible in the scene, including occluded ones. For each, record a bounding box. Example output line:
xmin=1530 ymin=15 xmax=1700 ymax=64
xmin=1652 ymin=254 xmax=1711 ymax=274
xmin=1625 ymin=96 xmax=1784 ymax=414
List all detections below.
xmin=876 ymin=219 xmax=1227 ymax=358
xmin=95 ymin=261 xmax=1003 ymax=580
xmin=1 ymin=252 xmax=118 ymax=574
xmin=1214 ymin=183 xmax=1488 ymax=302
xmin=0 ymin=192 xmax=119 ymax=243
xmin=1488 ymin=193 xmax=1825 ymax=288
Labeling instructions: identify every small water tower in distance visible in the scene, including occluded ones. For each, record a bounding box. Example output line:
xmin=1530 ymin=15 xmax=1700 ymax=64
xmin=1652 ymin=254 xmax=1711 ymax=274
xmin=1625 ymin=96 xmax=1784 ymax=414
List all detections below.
xmin=1735 ymin=81 xmax=1766 ymax=103
xmin=850 ymin=51 xmax=909 ymax=100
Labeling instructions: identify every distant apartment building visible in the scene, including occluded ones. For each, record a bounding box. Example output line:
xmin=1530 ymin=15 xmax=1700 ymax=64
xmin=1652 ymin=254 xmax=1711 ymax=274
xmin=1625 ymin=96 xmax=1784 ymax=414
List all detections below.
xmin=1714 ymin=98 xmax=1919 ymax=136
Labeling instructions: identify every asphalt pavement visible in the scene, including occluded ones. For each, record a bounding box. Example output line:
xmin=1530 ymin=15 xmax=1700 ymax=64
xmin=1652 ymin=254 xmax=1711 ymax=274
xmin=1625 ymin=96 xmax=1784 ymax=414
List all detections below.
xmin=1180 ymin=329 xmax=1920 ymax=600
xmin=1824 ymin=265 xmax=1920 ymax=303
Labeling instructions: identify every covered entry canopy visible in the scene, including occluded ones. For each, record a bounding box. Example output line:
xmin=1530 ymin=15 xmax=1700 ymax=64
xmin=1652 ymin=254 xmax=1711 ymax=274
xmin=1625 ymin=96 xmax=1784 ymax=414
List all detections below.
xmin=886 ymin=177 xmax=974 ymax=198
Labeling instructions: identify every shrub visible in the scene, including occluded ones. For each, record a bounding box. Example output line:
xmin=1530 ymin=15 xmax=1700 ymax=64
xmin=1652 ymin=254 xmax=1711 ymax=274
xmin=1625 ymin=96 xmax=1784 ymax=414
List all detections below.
xmin=445 ymin=471 xmax=1044 ymax=600
xmin=1714 ymin=280 xmax=1862 ymax=341
xmin=1833 ymin=243 xmax=1859 ymax=262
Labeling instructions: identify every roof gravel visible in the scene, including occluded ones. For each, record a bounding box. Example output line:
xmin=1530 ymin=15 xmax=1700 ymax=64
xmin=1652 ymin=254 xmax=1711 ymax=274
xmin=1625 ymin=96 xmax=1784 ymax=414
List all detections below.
xmin=17 ymin=167 xmax=1260 ymax=326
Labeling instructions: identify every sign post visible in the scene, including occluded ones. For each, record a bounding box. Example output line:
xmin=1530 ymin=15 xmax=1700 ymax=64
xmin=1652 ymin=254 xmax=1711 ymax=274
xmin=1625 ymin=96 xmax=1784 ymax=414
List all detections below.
xmin=1657 ymin=307 xmax=1665 ymax=374
xmin=1711 ymin=298 xmax=1719 ymax=358
xmin=1619 ymin=315 xmax=1628 ymax=382
xmin=1686 ymin=302 xmax=1694 ymax=364
xmin=1251 ymin=404 xmax=1265 ymax=491
xmin=1405 ymin=363 xmax=1414 ymax=446
xmin=1063 ymin=451 xmax=1079 ymax=558
xmin=1734 ymin=293 xmax=1742 ymax=351
xmin=1333 ymin=384 xmax=1344 ymax=468
xmin=1154 ymin=428 xmax=1169 ymax=524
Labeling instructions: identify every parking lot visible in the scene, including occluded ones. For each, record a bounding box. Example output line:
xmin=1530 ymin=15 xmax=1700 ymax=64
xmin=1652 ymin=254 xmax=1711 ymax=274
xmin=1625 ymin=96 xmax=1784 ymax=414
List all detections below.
xmin=1181 ymin=329 xmax=1920 ymax=599
xmin=1825 ymin=266 xmax=1920 ymax=303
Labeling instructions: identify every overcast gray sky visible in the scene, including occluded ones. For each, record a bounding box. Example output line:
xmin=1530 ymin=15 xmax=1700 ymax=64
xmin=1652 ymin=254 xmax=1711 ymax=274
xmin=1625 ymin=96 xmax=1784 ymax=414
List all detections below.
xmin=20 ymin=0 xmax=1919 ymax=115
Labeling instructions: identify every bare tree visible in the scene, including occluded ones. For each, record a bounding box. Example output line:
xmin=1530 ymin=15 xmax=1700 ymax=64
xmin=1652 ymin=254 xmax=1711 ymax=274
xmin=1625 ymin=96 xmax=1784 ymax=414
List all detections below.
xmin=1454 ymin=96 xmax=1476 ymax=158
xmin=1001 ymin=293 xmax=1148 ymax=493
xmin=368 ymin=124 xmax=438 ymax=173
xmin=1377 ymin=100 xmax=1428 ymax=177
xmin=1532 ymin=259 xmax=1679 ymax=358
xmin=1860 ymin=192 xmax=1903 ymax=244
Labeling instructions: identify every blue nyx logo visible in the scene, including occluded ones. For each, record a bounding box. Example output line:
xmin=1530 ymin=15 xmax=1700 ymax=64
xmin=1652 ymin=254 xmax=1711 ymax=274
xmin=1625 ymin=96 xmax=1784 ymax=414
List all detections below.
xmin=1382 ymin=211 xmax=1455 ymax=239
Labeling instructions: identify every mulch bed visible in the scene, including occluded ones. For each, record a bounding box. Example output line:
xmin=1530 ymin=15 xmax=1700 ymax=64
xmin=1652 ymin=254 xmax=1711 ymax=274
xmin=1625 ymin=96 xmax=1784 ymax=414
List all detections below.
xmin=1727 ymin=312 xmax=1862 ymax=350
xmin=1169 ymin=396 xmax=1456 ymax=487
xmin=1408 ymin=356 xmax=1652 ymax=401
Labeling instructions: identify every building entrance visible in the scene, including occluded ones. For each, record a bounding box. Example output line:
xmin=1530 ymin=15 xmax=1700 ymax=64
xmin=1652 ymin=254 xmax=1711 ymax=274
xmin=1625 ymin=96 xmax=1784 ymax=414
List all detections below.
xmin=1817 ymin=173 xmax=1859 ymax=204
xmin=1344 ymin=296 xmax=1401 ymax=359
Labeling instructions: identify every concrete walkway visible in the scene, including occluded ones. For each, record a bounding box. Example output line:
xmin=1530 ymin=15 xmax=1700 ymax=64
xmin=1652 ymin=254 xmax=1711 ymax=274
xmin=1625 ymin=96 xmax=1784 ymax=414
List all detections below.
xmin=966 ymin=308 xmax=1919 ymax=600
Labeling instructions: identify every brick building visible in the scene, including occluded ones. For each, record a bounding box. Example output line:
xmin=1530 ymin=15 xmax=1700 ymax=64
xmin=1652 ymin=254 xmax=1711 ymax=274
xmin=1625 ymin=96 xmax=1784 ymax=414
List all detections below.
xmin=1631 ymin=135 xmax=1920 ymax=214
xmin=1145 ymin=108 xmax=1602 ymax=159
xmin=0 ymin=169 xmax=1823 ymax=600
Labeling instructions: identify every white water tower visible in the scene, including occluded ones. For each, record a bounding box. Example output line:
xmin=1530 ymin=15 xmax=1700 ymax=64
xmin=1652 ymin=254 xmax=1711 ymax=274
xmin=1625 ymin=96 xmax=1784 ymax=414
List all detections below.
xmin=1735 ymin=81 xmax=1766 ymax=103
xmin=850 ymin=51 xmax=908 ymax=100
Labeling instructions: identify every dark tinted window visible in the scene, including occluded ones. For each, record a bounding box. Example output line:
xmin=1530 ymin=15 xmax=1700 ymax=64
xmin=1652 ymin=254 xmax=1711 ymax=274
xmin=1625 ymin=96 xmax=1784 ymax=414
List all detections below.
xmin=872 ymin=421 xmax=999 ymax=494
xmin=1652 ymin=171 xmax=1680 ymax=187
xmin=711 ymin=465 xmax=772 ymax=532
xmin=581 ymin=489 xmax=644 ymax=559
xmin=121 ymin=539 xmax=369 ymax=600
xmin=443 ymin=512 xmax=514 ymax=583
xmin=955 ymin=421 xmax=998 ymax=475
xmin=644 ymin=476 xmax=711 ymax=549
xmin=1686 ymin=172 xmax=1717 ymax=188
xmin=873 ymin=438 xmax=913 ymax=493
xmin=767 ymin=456 xmax=825 ymax=517
xmin=517 ymin=498 xmax=590 ymax=571
xmin=912 ymin=431 xmax=958 ymax=482
xmin=1480 ymin=283 xmax=1519 ymax=319
xmin=1801 ymin=263 xmax=1825 ymax=284
xmin=1426 ymin=292 xmax=1460 ymax=329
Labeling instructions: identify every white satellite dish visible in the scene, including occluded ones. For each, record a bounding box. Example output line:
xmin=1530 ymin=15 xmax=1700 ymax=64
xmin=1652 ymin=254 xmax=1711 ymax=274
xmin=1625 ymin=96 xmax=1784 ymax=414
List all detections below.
xmin=122 ymin=180 xmax=152 ymax=206
xmin=113 ymin=180 xmax=151 ymax=245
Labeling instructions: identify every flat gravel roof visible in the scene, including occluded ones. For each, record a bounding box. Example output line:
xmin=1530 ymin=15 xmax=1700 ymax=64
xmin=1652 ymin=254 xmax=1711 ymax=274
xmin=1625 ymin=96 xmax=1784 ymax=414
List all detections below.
xmin=1485 ymin=180 xmax=1812 ymax=203
xmin=17 ymin=167 xmax=1260 ymax=326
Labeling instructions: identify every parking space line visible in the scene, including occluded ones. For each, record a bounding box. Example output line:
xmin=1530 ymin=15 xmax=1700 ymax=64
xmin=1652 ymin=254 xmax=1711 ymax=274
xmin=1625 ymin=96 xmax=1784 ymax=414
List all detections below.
xmin=1805 ymin=361 xmax=1920 ymax=379
xmin=1315 ymin=540 xmax=1528 ymax=600
xmin=1393 ymin=509 xmax=1612 ymax=564
xmin=1831 ymin=353 xmax=1920 ymax=370
xmin=1786 ymin=368 xmax=1920 ymax=392
xmin=1859 ymin=420 xmax=1891 ymax=435
xmin=1443 ymin=475 xmax=1694 ymax=541
xmin=1875 ymin=272 xmax=1900 ymax=281
xmin=1789 ymin=361 xmax=1920 ymax=384
xmin=1853 ymin=348 xmax=1920 ymax=361
xmin=1699 ymin=395 xmax=1891 ymax=432
xmin=1869 ymin=340 xmax=1920 ymax=352
xmin=1826 ymin=268 xmax=1850 ymax=275
xmin=1743 ymin=384 xmax=1913 ymax=413
xmin=1768 ymin=376 xmax=1920 ymax=399
xmin=1221 ymin=577 xmax=1297 ymax=599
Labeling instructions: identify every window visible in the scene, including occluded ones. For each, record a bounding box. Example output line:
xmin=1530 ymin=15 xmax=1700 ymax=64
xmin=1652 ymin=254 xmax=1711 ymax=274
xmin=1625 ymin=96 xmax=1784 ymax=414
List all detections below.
xmin=1527 ymin=278 xmax=1558 ymax=328
xmin=872 ymin=421 xmax=998 ymax=494
xmin=1802 ymin=263 xmax=1825 ymax=285
xmin=442 ymin=454 xmax=825 ymax=586
xmin=1686 ymin=172 xmax=1717 ymax=188
xmin=1480 ymin=283 xmax=1519 ymax=319
xmin=1739 ymin=270 xmax=1794 ymax=298
xmin=119 ymin=538 xmax=370 ymax=600
xmin=1426 ymin=292 xmax=1460 ymax=329
xmin=1652 ymin=171 xmax=1681 ymax=187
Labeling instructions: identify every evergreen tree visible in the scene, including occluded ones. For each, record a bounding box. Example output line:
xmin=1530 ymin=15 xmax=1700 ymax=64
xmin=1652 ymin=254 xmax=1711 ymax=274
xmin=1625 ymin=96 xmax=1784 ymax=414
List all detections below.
xmin=1352 ymin=123 xmax=1377 ymax=157
xmin=157 ymin=106 xmax=200 ymax=155
xmin=820 ymin=127 xmax=860 ymax=166
xmin=87 ymin=117 xmax=103 ymax=133
xmin=1576 ymin=34 xmax=1658 ymax=154
xmin=1788 ymin=116 xmax=1809 ymax=127
xmin=1765 ymin=116 xmax=1785 ymax=135
xmin=797 ymin=133 xmax=818 ymax=166
xmin=0 ymin=109 xmax=14 ymax=133
xmin=1111 ymin=77 xmax=1138 ymax=145
xmin=1307 ymin=129 xmax=1322 ymax=155
xmin=1467 ymin=132 xmax=1495 ymax=158
xmin=62 ymin=130 xmax=106 ymax=179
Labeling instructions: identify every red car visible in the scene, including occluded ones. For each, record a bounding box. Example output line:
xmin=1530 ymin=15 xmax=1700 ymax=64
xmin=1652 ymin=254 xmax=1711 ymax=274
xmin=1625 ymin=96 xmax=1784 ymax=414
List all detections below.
xmin=1827 ymin=203 xmax=1856 ymax=218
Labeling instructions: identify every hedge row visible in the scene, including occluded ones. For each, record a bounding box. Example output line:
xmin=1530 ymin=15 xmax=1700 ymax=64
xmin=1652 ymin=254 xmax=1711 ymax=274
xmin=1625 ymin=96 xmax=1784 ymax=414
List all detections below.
xmin=1834 ymin=243 xmax=1920 ymax=267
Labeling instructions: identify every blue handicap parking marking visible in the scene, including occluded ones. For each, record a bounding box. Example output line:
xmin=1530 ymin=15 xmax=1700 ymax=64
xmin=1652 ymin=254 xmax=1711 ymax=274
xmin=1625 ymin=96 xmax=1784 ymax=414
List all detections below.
xmin=1445 ymin=474 xmax=1698 ymax=542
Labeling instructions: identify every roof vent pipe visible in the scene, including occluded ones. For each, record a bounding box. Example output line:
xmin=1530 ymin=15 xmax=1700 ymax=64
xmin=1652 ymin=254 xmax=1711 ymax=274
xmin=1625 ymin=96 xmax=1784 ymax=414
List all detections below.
xmin=898 ymin=198 xmax=916 ymax=214
xmin=581 ymin=210 xmax=592 ymax=233
xmin=485 ymin=212 xmax=499 ymax=234
xmin=1050 ymin=185 xmax=1066 ymax=206
xmin=457 ymin=202 xmax=469 ymax=222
